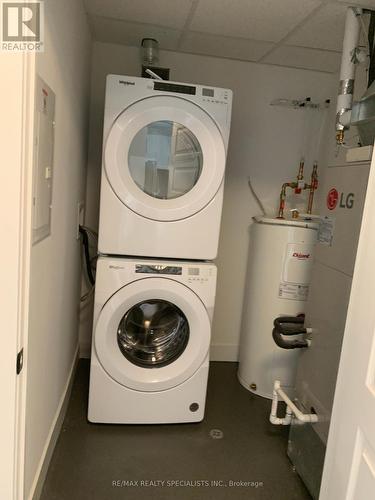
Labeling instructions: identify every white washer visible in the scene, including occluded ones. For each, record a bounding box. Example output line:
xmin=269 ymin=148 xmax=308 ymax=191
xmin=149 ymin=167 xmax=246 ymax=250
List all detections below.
xmin=98 ymin=75 xmax=232 ymax=260
xmin=88 ymin=256 xmax=217 ymax=423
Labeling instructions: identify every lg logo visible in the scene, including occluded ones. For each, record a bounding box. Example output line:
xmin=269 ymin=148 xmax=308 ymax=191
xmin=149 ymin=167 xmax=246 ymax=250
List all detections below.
xmin=327 ymin=188 xmax=354 ymax=210
xmin=327 ymin=188 xmax=339 ymax=210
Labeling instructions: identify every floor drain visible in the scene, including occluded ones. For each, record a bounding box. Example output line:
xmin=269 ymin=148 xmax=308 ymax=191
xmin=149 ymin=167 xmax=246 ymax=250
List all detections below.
xmin=209 ymin=429 xmax=224 ymax=440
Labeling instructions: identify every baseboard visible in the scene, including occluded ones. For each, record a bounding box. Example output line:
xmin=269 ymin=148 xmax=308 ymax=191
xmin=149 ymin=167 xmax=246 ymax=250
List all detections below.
xmin=210 ymin=343 xmax=239 ymax=362
xmin=29 ymin=346 xmax=79 ymax=500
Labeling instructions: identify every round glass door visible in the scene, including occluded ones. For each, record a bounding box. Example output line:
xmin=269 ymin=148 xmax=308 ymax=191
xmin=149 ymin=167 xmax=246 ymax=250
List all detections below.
xmin=128 ymin=121 xmax=203 ymax=200
xmin=104 ymin=96 xmax=226 ymax=221
xmin=94 ymin=277 xmax=211 ymax=391
xmin=117 ymin=299 xmax=189 ymax=368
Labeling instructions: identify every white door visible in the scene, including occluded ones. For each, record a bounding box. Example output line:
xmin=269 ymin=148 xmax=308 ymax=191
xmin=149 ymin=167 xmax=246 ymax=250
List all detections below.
xmin=0 ymin=49 xmax=35 ymax=500
xmin=95 ymin=277 xmax=211 ymax=392
xmin=104 ymin=96 xmax=226 ymax=221
xmin=319 ymin=150 xmax=375 ymax=500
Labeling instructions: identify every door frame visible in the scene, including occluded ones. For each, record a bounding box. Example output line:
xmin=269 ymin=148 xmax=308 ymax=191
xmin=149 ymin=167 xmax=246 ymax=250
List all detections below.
xmin=0 ymin=47 xmax=35 ymax=499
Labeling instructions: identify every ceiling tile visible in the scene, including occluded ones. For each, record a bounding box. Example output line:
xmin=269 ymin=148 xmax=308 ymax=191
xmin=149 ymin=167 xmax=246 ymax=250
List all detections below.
xmin=286 ymin=3 xmax=347 ymax=51
xmin=262 ymin=45 xmax=342 ymax=73
xmin=189 ymin=0 xmax=321 ymax=43
xmin=180 ymin=32 xmax=275 ymax=62
xmin=88 ymin=15 xmax=181 ymax=51
xmin=337 ymin=0 xmax=375 ymax=8
xmin=84 ymin=0 xmax=193 ymax=30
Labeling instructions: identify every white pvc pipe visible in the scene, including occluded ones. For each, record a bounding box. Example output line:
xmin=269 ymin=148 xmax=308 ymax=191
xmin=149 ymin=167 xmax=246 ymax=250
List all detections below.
xmin=336 ymin=7 xmax=362 ymax=131
xmin=270 ymin=383 xmax=292 ymax=425
xmin=269 ymin=380 xmax=319 ymax=425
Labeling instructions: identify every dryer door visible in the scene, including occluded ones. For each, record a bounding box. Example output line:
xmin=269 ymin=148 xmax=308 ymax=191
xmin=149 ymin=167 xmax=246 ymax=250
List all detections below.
xmin=104 ymin=96 xmax=226 ymax=221
xmin=94 ymin=277 xmax=211 ymax=392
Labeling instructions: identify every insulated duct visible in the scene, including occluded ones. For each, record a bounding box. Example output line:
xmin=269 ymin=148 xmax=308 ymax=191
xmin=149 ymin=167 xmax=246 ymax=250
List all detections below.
xmin=336 ymin=6 xmax=362 ymax=144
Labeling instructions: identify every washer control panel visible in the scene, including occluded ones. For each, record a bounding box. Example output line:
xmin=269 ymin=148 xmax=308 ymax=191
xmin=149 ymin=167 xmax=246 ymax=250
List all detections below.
xmin=187 ymin=266 xmax=214 ymax=284
xmin=133 ymin=263 xmax=215 ymax=284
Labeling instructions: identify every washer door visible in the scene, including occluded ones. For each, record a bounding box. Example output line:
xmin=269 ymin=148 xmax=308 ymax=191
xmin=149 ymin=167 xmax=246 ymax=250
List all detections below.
xmin=94 ymin=278 xmax=211 ymax=392
xmin=104 ymin=96 xmax=226 ymax=222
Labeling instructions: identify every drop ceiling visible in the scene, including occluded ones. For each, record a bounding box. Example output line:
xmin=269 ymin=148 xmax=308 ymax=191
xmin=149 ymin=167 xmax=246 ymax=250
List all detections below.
xmin=84 ymin=0 xmax=375 ymax=73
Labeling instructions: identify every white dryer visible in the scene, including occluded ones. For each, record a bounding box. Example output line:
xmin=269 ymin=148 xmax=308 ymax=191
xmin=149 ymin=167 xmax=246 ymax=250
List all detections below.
xmin=88 ymin=256 xmax=217 ymax=423
xmin=98 ymin=75 xmax=232 ymax=260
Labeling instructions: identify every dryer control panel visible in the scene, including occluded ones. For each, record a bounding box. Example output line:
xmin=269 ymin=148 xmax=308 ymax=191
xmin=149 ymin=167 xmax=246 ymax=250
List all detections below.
xmin=152 ymin=80 xmax=230 ymax=105
xmin=154 ymin=81 xmax=196 ymax=95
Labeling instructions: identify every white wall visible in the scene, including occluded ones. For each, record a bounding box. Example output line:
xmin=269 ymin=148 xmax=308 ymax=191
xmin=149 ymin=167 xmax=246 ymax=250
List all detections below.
xmin=80 ymin=41 xmax=336 ymax=359
xmin=24 ymin=1 xmax=91 ymax=498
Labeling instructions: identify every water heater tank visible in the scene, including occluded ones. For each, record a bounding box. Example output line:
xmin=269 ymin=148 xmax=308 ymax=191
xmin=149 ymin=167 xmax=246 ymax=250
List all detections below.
xmin=238 ymin=216 xmax=319 ymax=399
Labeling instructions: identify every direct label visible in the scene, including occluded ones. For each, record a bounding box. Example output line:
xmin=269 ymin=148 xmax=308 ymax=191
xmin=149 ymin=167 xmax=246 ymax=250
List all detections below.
xmin=278 ymin=282 xmax=309 ymax=301
xmin=318 ymin=216 xmax=335 ymax=246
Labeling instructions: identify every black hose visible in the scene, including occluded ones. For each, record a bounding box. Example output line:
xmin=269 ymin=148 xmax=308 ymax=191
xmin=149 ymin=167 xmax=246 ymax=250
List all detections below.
xmin=273 ymin=316 xmax=306 ymax=334
xmin=79 ymin=225 xmax=95 ymax=286
xmin=368 ymin=11 xmax=375 ymax=88
xmin=272 ymin=328 xmax=309 ymax=349
xmin=272 ymin=315 xmax=309 ymax=350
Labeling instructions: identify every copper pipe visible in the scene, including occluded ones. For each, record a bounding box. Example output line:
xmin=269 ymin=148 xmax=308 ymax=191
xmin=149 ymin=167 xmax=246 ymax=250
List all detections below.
xmin=297 ymin=161 xmax=304 ymax=181
xmin=336 ymin=130 xmax=345 ymax=145
xmin=306 ymin=163 xmax=318 ymax=214
xmin=277 ymin=161 xmax=318 ymax=219
xmin=295 ymin=160 xmax=305 ymax=194
xmin=277 ymin=182 xmax=297 ymax=219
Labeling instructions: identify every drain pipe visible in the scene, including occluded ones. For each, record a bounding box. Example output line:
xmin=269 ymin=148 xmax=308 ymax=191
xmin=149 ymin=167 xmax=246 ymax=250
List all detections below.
xmin=336 ymin=6 xmax=362 ymax=145
xmin=270 ymin=383 xmax=293 ymax=425
xmin=270 ymin=380 xmax=319 ymax=425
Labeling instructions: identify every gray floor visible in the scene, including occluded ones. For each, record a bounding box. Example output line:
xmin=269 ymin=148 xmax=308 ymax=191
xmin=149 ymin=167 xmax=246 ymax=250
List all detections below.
xmin=40 ymin=360 xmax=311 ymax=500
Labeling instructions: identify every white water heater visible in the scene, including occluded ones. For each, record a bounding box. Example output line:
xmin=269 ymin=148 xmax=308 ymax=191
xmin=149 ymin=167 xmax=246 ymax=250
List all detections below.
xmin=238 ymin=216 xmax=318 ymax=399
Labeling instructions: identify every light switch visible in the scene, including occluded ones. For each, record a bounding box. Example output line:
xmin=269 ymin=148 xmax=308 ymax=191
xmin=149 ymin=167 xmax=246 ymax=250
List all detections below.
xmin=45 ymin=166 xmax=52 ymax=179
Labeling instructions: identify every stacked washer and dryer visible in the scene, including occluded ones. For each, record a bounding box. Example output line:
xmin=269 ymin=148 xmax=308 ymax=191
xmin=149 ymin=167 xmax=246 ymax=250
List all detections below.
xmin=88 ymin=75 xmax=232 ymax=423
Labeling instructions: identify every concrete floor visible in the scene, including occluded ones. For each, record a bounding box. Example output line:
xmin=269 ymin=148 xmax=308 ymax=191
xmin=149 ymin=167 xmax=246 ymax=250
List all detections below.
xmin=40 ymin=360 xmax=311 ymax=500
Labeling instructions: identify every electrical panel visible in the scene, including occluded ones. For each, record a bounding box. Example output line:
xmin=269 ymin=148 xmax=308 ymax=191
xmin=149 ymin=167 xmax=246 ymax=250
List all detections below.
xmin=32 ymin=76 xmax=55 ymax=244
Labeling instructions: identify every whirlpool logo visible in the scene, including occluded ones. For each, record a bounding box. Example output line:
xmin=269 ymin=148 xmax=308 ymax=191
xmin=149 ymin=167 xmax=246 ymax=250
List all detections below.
xmin=119 ymin=80 xmax=135 ymax=86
